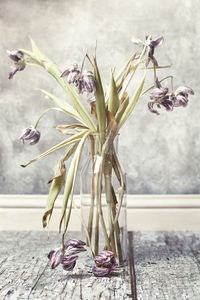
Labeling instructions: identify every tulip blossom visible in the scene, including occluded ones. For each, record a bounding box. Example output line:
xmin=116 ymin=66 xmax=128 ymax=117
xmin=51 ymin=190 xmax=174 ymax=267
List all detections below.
xmin=92 ymin=250 xmax=118 ymax=277
xmin=148 ymin=84 xmax=194 ymax=115
xmin=82 ymin=70 xmax=96 ymax=94
xmin=61 ymin=64 xmax=96 ymax=94
xmin=19 ymin=126 xmax=40 ymax=145
xmin=7 ymin=50 xmax=26 ymax=79
xmin=48 ymin=239 xmax=86 ymax=271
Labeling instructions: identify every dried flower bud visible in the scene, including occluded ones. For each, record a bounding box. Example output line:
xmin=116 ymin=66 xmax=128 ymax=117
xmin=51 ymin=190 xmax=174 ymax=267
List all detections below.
xmin=19 ymin=126 xmax=40 ymax=145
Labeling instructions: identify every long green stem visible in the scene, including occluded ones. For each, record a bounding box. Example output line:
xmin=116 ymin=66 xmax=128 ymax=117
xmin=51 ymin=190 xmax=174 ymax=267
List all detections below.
xmin=104 ymin=156 xmax=116 ymax=256
xmin=33 ymin=107 xmax=64 ymax=129
xmin=86 ymin=136 xmax=95 ymax=246
xmin=96 ymin=166 xmax=111 ymax=250
xmin=141 ymin=75 xmax=174 ymax=96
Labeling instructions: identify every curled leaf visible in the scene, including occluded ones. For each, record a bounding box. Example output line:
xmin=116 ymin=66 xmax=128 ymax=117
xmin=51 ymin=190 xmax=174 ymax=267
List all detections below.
xmin=56 ymin=124 xmax=88 ymax=136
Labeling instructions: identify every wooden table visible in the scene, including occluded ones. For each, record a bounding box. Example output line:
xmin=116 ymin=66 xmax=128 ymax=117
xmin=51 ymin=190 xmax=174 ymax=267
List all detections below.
xmin=0 ymin=231 xmax=200 ymax=299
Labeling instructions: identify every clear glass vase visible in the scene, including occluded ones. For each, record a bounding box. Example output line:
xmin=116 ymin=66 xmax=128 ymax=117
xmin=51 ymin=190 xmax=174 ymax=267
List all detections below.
xmin=80 ymin=134 xmax=127 ymax=265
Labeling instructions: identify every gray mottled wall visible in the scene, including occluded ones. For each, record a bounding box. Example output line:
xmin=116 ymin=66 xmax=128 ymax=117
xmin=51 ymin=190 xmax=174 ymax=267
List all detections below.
xmin=0 ymin=0 xmax=199 ymax=194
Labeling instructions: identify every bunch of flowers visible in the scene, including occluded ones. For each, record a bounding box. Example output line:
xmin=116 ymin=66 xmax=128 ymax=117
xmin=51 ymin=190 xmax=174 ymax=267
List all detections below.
xmin=7 ymin=35 xmax=194 ymax=270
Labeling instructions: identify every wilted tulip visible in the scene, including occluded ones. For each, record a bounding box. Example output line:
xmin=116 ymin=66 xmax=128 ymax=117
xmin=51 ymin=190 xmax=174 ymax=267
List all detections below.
xmin=82 ymin=70 xmax=97 ymax=94
xmin=48 ymin=239 xmax=86 ymax=272
xmin=61 ymin=64 xmax=80 ymax=84
xmin=92 ymin=250 xmax=118 ymax=277
xmin=150 ymin=87 xmax=168 ymax=100
xmin=19 ymin=127 xmax=40 ymax=145
xmin=148 ymin=83 xmax=194 ymax=115
xmin=7 ymin=50 xmax=26 ymax=79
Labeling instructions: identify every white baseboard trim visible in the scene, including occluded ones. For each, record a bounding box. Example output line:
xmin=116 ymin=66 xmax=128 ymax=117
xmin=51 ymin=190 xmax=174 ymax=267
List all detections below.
xmin=0 ymin=195 xmax=200 ymax=231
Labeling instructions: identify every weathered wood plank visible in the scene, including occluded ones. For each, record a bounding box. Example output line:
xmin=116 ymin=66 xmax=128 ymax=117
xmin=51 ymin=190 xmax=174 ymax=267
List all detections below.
xmin=0 ymin=231 xmax=132 ymax=299
xmin=132 ymin=231 xmax=200 ymax=300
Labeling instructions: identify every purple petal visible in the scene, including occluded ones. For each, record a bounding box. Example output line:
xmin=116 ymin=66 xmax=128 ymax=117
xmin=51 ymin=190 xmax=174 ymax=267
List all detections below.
xmin=8 ymin=68 xmax=19 ymax=79
xmin=173 ymin=95 xmax=188 ymax=107
xmin=175 ymin=86 xmax=194 ymax=96
xmin=64 ymin=239 xmax=86 ymax=248
xmin=148 ymin=102 xmax=160 ymax=115
xmin=51 ymin=250 xmax=63 ymax=269
xmin=60 ymin=69 xmax=70 ymax=78
xmin=19 ymin=127 xmax=40 ymax=145
xmin=61 ymin=255 xmax=78 ymax=264
xmin=7 ymin=50 xmax=24 ymax=62
xmin=150 ymin=87 xmax=168 ymax=100
xmin=152 ymin=37 xmax=164 ymax=47
xmin=65 ymin=245 xmax=86 ymax=256
xmin=63 ymin=260 xmax=76 ymax=271
xmin=29 ymin=132 xmax=41 ymax=145
xmin=92 ymin=266 xmax=111 ymax=277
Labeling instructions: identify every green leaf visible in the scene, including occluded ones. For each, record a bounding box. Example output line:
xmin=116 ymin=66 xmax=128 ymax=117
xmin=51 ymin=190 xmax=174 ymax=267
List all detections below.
xmin=21 ymin=130 xmax=88 ymax=167
xmin=118 ymin=72 xmax=146 ymax=129
xmin=115 ymin=96 xmax=129 ymax=124
xmin=22 ymin=38 xmax=96 ymax=132
xmin=108 ymin=73 xmax=120 ymax=116
xmin=56 ymin=124 xmax=88 ymax=135
xmin=42 ymin=143 xmax=78 ymax=227
xmin=59 ymin=132 xmax=89 ymax=231
xmin=42 ymin=171 xmax=65 ymax=228
xmin=39 ymin=89 xmax=85 ymax=124
xmin=93 ymin=57 xmax=106 ymax=144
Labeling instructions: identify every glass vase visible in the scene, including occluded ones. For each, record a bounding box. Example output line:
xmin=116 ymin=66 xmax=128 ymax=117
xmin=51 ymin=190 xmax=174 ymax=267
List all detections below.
xmin=80 ymin=134 xmax=127 ymax=265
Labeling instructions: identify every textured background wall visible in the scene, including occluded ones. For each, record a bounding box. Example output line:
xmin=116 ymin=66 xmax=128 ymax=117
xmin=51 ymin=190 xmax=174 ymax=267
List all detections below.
xmin=0 ymin=0 xmax=199 ymax=194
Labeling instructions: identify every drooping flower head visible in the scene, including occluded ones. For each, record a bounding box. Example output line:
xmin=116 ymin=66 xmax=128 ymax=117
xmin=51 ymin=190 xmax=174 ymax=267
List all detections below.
xmin=82 ymin=70 xmax=97 ymax=94
xmin=7 ymin=50 xmax=26 ymax=79
xmin=19 ymin=126 xmax=40 ymax=145
xmin=92 ymin=250 xmax=118 ymax=277
xmin=48 ymin=239 xmax=86 ymax=271
xmin=61 ymin=64 xmax=80 ymax=84
xmin=61 ymin=64 xmax=96 ymax=95
xmin=131 ymin=36 xmax=164 ymax=66
xmin=148 ymin=81 xmax=194 ymax=115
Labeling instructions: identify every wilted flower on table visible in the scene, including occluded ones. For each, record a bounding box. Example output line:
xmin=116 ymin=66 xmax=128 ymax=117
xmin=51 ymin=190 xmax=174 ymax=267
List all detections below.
xmin=7 ymin=50 xmax=26 ymax=79
xmin=82 ymin=70 xmax=97 ymax=94
xmin=48 ymin=239 xmax=86 ymax=271
xmin=92 ymin=250 xmax=118 ymax=277
xmin=19 ymin=126 xmax=40 ymax=145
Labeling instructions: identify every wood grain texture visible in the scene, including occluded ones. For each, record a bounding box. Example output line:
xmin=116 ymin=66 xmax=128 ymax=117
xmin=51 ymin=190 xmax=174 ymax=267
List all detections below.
xmin=0 ymin=231 xmax=132 ymax=300
xmin=132 ymin=232 xmax=200 ymax=300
